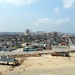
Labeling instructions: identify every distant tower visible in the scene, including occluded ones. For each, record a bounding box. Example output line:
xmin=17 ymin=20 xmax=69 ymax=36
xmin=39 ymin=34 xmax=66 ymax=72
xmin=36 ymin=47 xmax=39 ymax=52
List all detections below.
xmin=31 ymin=31 xmax=34 ymax=35
xmin=24 ymin=29 xmax=30 ymax=35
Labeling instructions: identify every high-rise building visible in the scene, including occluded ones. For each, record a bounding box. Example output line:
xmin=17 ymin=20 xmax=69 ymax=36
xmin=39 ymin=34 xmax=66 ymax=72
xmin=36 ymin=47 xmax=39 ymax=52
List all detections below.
xmin=24 ymin=29 xmax=30 ymax=35
xmin=34 ymin=31 xmax=45 ymax=35
xmin=49 ymin=32 xmax=62 ymax=37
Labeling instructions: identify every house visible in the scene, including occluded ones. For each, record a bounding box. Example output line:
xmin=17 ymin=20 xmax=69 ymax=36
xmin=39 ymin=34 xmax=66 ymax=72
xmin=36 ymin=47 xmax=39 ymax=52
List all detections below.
xmin=59 ymin=42 xmax=67 ymax=46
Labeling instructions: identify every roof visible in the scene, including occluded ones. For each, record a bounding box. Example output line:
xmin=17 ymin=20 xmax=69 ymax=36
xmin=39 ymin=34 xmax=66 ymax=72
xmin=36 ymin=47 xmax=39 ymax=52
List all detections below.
xmin=59 ymin=42 xmax=67 ymax=45
xmin=0 ymin=56 xmax=18 ymax=63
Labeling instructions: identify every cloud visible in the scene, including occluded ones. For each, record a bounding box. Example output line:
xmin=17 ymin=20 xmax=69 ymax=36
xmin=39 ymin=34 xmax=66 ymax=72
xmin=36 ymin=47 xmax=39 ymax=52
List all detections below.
xmin=32 ymin=17 xmax=74 ymax=32
xmin=38 ymin=18 xmax=52 ymax=22
xmin=55 ymin=17 xmax=70 ymax=24
xmin=35 ymin=18 xmax=52 ymax=25
xmin=34 ymin=17 xmax=70 ymax=25
xmin=54 ymin=7 xmax=60 ymax=14
xmin=0 ymin=0 xmax=37 ymax=5
xmin=63 ymin=0 xmax=75 ymax=8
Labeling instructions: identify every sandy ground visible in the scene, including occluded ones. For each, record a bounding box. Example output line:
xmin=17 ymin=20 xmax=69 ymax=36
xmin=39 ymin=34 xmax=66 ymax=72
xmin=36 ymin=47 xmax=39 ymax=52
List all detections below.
xmin=0 ymin=53 xmax=75 ymax=75
xmin=12 ymin=48 xmax=23 ymax=52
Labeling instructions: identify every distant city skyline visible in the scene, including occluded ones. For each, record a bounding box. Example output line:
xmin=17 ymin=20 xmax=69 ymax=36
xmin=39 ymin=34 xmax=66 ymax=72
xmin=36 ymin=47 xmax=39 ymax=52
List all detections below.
xmin=0 ymin=0 xmax=75 ymax=33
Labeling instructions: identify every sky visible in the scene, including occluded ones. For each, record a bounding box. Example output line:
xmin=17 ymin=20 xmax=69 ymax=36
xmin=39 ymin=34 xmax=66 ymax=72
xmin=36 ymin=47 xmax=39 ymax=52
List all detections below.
xmin=0 ymin=0 xmax=75 ymax=33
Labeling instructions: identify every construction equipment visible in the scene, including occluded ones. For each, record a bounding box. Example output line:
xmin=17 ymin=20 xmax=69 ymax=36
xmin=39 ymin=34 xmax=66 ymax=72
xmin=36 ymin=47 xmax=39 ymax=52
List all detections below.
xmin=0 ymin=55 xmax=19 ymax=66
xmin=51 ymin=51 xmax=70 ymax=57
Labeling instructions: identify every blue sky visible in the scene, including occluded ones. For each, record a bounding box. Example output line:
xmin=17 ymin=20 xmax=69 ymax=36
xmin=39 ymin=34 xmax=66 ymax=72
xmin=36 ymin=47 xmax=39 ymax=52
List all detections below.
xmin=0 ymin=0 xmax=75 ymax=33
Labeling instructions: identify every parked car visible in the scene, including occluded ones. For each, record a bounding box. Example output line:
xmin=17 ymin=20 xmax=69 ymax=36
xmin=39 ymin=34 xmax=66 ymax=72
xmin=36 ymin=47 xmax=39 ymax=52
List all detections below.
xmin=23 ymin=46 xmax=38 ymax=52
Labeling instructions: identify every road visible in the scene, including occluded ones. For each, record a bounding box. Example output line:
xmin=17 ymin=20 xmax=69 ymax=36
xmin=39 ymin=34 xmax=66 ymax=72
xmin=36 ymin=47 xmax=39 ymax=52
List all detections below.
xmin=0 ymin=47 xmax=75 ymax=56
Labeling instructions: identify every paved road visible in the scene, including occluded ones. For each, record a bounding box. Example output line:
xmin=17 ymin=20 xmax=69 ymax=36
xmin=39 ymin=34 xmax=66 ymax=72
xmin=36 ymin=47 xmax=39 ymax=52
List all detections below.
xmin=0 ymin=47 xmax=75 ymax=56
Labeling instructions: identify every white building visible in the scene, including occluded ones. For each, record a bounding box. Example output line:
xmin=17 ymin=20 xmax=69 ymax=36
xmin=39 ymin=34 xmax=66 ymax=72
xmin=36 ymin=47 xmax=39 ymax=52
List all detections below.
xmin=24 ymin=29 xmax=30 ymax=35
xmin=34 ymin=31 xmax=45 ymax=35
